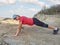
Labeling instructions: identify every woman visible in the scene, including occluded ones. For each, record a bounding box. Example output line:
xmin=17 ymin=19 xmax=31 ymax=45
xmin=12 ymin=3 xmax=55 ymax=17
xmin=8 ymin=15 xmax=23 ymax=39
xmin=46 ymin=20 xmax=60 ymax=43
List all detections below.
xmin=13 ymin=15 xmax=59 ymax=36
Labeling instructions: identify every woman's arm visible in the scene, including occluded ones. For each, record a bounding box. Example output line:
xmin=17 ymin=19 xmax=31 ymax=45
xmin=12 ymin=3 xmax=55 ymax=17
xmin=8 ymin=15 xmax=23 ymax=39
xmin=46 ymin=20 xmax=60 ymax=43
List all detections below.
xmin=14 ymin=22 xmax=22 ymax=36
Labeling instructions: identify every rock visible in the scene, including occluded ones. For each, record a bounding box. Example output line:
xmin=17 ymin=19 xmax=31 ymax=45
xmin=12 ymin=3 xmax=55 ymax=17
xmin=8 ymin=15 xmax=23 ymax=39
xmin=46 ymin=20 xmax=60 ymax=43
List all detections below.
xmin=0 ymin=37 xmax=9 ymax=45
xmin=0 ymin=16 xmax=60 ymax=45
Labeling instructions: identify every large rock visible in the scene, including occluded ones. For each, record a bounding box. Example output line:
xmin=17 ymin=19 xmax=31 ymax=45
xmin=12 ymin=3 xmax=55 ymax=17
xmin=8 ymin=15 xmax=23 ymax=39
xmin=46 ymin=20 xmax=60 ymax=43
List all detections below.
xmin=0 ymin=16 xmax=60 ymax=45
xmin=0 ymin=37 xmax=9 ymax=45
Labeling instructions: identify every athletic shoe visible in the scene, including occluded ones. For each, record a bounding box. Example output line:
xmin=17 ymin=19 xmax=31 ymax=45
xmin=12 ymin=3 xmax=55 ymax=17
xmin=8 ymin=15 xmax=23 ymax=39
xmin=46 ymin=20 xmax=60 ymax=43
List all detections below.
xmin=53 ymin=28 xmax=59 ymax=34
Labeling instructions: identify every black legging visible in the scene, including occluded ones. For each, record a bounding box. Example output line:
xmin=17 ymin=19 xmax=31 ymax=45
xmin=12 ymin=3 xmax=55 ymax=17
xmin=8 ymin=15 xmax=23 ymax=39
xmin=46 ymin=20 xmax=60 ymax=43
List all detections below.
xmin=33 ymin=18 xmax=48 ymax=28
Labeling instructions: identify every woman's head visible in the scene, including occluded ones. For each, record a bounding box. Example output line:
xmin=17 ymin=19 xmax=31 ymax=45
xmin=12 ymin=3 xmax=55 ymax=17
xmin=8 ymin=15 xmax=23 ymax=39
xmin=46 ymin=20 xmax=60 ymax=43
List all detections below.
xmin=13 ymin=14 xmax=20 ymax=20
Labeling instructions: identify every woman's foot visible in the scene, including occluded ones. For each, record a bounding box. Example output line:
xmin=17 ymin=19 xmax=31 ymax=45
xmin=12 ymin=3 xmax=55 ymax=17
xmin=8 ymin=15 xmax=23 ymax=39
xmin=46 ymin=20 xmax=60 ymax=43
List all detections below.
xmin=53 ymin=28 xmax=59 ymax=34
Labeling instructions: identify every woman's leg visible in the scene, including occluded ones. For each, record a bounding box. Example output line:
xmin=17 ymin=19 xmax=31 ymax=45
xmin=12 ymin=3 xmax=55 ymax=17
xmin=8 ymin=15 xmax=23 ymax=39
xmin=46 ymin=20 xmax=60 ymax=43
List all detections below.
xmin=33 ymin=18 xmax=59 ymax=34
xmin=48 ymin=24 xmax=55 ymax=29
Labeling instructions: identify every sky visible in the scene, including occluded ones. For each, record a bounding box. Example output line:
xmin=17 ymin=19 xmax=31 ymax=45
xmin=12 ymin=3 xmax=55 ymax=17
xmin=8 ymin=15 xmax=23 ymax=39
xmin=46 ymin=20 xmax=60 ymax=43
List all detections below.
xmin=0 ymin=0 xmax=60 ymax=18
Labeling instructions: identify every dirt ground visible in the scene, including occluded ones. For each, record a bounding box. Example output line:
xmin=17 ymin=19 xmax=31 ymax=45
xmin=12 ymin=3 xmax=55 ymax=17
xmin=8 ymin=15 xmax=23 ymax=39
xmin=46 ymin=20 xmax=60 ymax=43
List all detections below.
xmin=0 ymin=23 xmax=60 ymax=45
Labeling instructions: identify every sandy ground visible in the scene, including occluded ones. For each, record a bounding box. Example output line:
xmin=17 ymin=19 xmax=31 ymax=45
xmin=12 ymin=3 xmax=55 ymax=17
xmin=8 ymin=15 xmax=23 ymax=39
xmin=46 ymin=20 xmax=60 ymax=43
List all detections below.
xmin=0 ymin=23 xmax=60 ymax=45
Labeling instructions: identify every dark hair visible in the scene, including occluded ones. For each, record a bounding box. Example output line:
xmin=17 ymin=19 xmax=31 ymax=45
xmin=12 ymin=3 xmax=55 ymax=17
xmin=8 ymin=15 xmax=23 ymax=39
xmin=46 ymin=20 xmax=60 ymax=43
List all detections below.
xmin=13 ymin=18 xmax=16 ymax=20
xmin=13 ymin=15 xmax=20 ymax=20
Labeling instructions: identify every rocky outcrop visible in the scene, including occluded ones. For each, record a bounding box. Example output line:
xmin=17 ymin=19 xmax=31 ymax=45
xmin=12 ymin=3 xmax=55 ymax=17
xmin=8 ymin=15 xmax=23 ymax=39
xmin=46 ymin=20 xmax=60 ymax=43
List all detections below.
xmin=0 ymin=16 xmax=60 ymax=45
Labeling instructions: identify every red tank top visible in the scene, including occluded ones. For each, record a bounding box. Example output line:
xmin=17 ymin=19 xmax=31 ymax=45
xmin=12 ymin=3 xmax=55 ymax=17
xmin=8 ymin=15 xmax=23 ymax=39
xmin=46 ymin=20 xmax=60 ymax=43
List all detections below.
xmin=18 ymin=16 xmax=34 ymax=25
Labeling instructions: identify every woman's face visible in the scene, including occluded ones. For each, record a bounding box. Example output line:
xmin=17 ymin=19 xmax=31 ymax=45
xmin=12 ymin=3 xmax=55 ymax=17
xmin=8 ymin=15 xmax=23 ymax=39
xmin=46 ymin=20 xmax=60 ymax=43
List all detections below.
xmin=16 ymin=16 xmax=20 ymax=20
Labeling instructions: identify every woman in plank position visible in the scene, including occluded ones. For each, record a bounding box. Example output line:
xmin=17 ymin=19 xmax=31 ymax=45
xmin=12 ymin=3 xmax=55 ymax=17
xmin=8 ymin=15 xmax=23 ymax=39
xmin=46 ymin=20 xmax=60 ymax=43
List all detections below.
xmin=13 ymin=15 xmax=59 ymax=36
